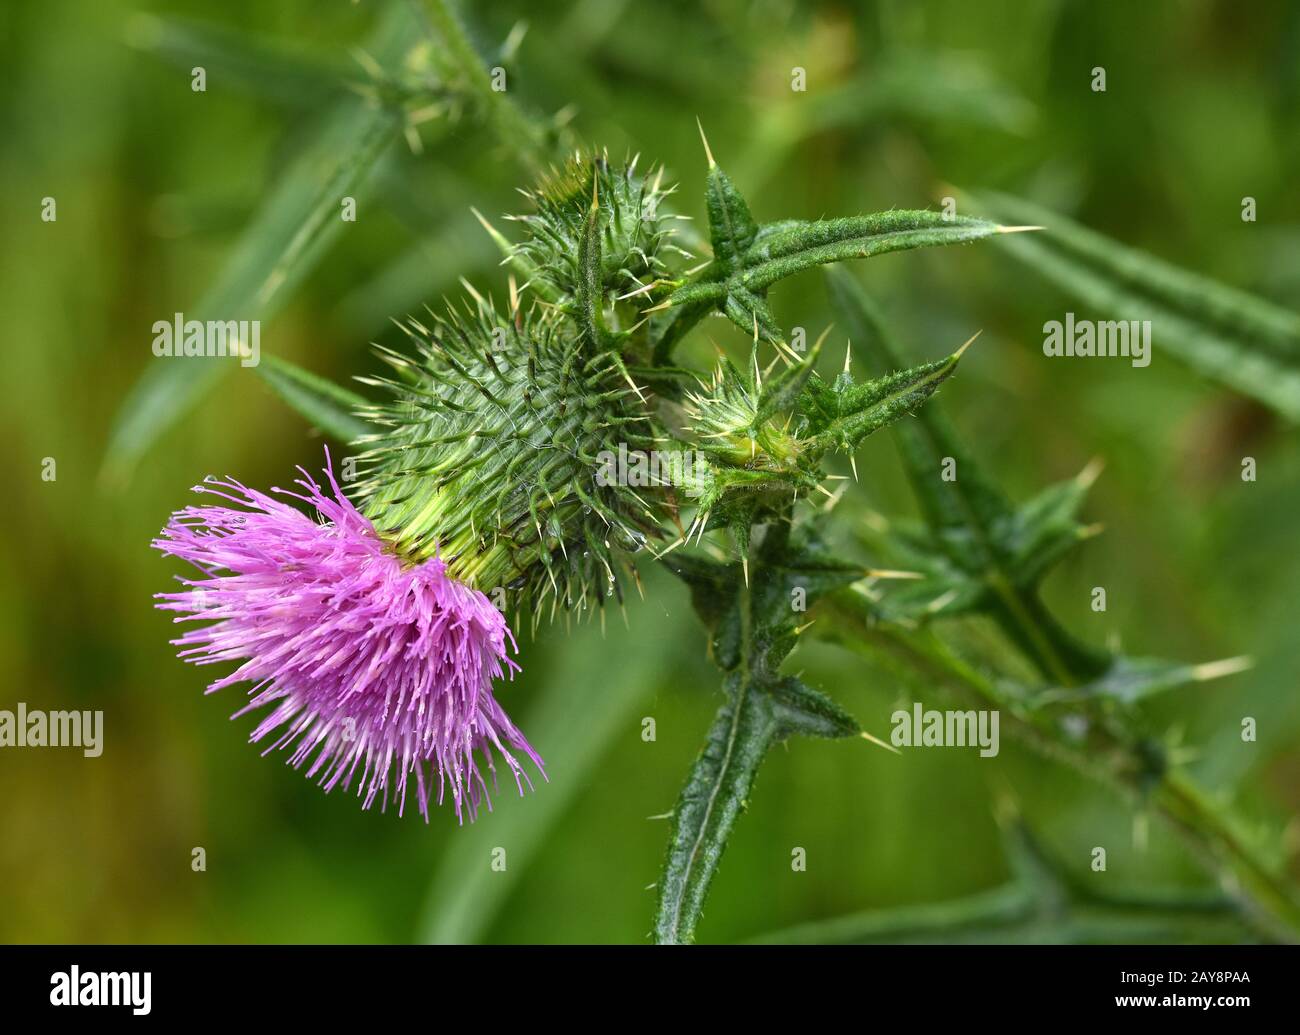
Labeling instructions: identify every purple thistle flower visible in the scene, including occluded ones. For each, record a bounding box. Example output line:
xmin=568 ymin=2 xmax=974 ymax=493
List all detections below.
xmin=152 ymin=451 xmax=544 ymax=822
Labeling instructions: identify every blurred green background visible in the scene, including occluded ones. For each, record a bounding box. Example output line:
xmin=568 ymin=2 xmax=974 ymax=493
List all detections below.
xmin=2 ymin=0 xmax=1299 ymax=943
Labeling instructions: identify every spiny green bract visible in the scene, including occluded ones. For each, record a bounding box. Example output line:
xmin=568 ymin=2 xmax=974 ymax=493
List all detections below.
xmin=683 ymin=349 xmax=818 ymax=519
xmin=351 ymin=296 xmax=666 ymax=618
xmin=509 ymin=152 xmax=681 ymax=305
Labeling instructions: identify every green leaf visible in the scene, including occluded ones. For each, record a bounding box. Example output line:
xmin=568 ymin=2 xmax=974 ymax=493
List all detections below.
xmin=665 ymin=166 xmax=1004 ymax=348
xmin=662 ymin=552 xmax=744 ymax=671
xmin=753 ymin=333 xmax=823 ymax=427
xmin=722 ymin=287 xmax=784 ymax=344
xmin=676 ymin=210 xmax=998 ymax=348
xmin=801 ymin=343 xmax=968 ymax=456
xmin=749 ymin=520 xmax=865 ymax=646
xmin=1055 ymin=654 xmax=1253 ymax=707
xmin=655 ymin=522 xmax=862 ymax=943
xmin=968 ymin=190 xmax=1300 ymax=421
xmin=816 ymin=587 xmax=1300 ymax=941
xmin=255 ymin=355 xmax=371 ymax=443
xmin=740 ymin=212 xmax=999 ymax=292
xmin=827 ymin=267 xmax=1111 ymax=684
xmin=846 ymin=530 xmax=985 ymax=623
xmin=651 ymin=299 xmax=713 ymax=364
xmin=103 ymin=5 xmax=414 ymax=485
xmin=702 ymin=151 xmax=759 ymax=272
xmin=664 ymin=521 xmax=865 ymax=673
xmin=653 ymin=667 xmax=858 ymax=944
xmin=653 ymin=673 xmax=780 ymax=945
xmin=768 ymin=676 xmax=859 ymax=739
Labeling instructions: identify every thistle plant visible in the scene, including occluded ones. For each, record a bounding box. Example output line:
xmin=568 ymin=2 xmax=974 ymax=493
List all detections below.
xmin=152 ymin=145 xmax=1006 ymax=825
xmin=141 ymin=0 xmax=1300 ymax=946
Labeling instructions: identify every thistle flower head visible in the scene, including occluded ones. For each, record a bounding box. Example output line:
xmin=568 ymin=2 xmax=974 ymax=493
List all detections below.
xmin=152 ymin=452 xmax=543 ymax=822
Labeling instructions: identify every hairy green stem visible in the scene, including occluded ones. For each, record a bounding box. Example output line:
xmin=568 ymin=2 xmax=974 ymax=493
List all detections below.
xmin=419 ymin=0 xmax=550 ymax=171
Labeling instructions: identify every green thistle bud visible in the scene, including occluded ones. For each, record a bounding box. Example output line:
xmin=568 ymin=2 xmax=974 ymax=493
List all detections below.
xmin=352 ymin=295 xmax=666 ymax=614
xmin=680 ymin=330 xmax=970 ymax=543
xmin=509 ymin=152 xmax=678 ymax=304
xmin=682 ymin=341 xmax=824 ymax=520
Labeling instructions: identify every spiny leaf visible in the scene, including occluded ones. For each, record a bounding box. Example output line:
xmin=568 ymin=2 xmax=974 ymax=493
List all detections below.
xmin=802 ymin=342 xmax=968 ymax=456
xmin=1052 ymin=654 xmax=1253 ymax=707
xmin=651 ymin=299 xmax=712 ymax=364
xmin=656 ymin=155 xmax=1006 ymax=354
xmin=967 ymin=189 xmax=1300 ymax=421
xmin=255 ymin=355 xmax=371 ymax=443
xmin=653 ymin=672 xmax=857 ymax=946
xmin=656 ymin=523 xmax=862 ymax=943
xmin=827 ymin=267 xmax=1110 ymax=683
xmin=700 ymin=133 xmax=759 ymax=272
xmin=769 ymin=676 xmax=860 ymax=739
xmin=722 ymin=288 xmax=784 ymax=344
xmin=849 ymin=531 xmax=985 ymax=623
xmin=827 ymin=274 xmax=1247 ymax=710
xmin=738 ymin=212 xmax=1001 ymax=292
xmin=1004 ymin=469 xmax=1101 ymax=585
xmin=654 ymin=674 xmax=779 ymax=945
xmin=665 ymin=521 xmax=864 ymax=672
xmin=750 ymin=520 xmax=865 ymax=641
xmin=663 ymin=551 xmax=744 ymax=670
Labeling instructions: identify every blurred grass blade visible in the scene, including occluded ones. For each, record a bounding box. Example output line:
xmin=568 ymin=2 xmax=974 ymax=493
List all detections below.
xmin=124 ymin=13 xmax=349 ymax=109
xmin=103 ymin=5 xmax=415 ymax=485
xmin=968 ymin=190 xmax=1300 ymax=421
xmin=255 ymin=355 xmax=370 ymax=443
xmin=738 ymin=51 xmax=1037 ymax=189
xmin=419 ymin=613 xmax=692 ymax=944
xmin=332 ymin=215 xmax=499 ymax=337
